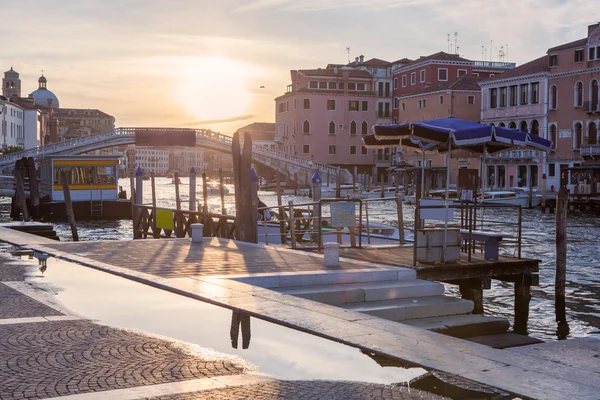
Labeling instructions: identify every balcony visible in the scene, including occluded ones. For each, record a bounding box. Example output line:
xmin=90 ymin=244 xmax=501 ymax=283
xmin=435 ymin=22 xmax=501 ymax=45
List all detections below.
xmin=491 ymin=150 xmax=540 ymax=161
xmin=581 ymin=144 xmax=600 ymax=157
xmin=472 ymin=61 xmax=517 ymax=69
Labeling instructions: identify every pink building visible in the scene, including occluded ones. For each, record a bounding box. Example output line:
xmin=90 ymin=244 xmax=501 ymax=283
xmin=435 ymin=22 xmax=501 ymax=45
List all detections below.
xmin=547 ymin=22 xmax=600 ymax=187
xmin=480 ymin=56 xmax=549 ymax=189
xmin=392 ymin=52 xmax=515 ymax=184
xmin=275 ymin=59 xmax=393 ymax=173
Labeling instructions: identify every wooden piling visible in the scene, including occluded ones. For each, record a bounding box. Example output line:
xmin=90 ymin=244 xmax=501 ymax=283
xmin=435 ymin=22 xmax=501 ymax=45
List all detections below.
xmin=514 ymin=275 xmax=531 ymax=334
xmin=219 ymin=168 xmax=226 ymax=215
xmin=232 ymin=132 xmax=256 ymax=243
xmin=151 ymin=172 xmax=158 ymax=238
xmin=396 ymin=195 xmax=405 ymax=245
xmin=13 ymin=167 xmax=29 ymax=221
xmin=541 ymin=173 xmax=547 ymax=213
xmin=174 ymin=172 xmax=181 ymax=212
xmin=555 ymin=186 xmax=570 ymax=338
xmin=202 ymin=172 xmax=211 ymax=236
xmin=275 ymin=172 xmax=286 ymax=244
xmin=335 ymin=168 xmax=341 ymax=198
xmin=189 ymin=168 xmax=197 ymax=212
xmin=25 ymin=157 xmax=41 ymax=219
xmin=60 ymin=171 xmax=79 ymax=241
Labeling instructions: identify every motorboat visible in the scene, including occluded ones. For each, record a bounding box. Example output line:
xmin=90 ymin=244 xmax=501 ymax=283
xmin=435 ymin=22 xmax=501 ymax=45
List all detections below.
xmin=480 ymin=190 xmax=541 ymax=208
xmin=256 ymin=216 xmax=413 ymax=246
xmin=320 ymin=184 xmax=363 ymax=198
xmin=362 ymin=186 xmax=403 ymax=199
xmin=205 ymin=181 xmax=230 ymax=196
xmin=171 ymin=177 xmax=182 ymax=184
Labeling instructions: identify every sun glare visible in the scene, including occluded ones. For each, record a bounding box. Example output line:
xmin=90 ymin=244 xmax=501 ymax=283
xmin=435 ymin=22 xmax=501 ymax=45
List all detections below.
xmin=176 ymin=57 xmax=252 ymax=122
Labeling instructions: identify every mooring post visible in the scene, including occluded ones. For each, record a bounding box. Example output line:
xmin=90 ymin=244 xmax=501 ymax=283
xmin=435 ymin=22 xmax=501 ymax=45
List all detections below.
xmin=219 ymin=168 xmax=226 ymax=215
xmin=396 ymin=194 xmax=405 ymax=245
xmin=353 ymin=166 xmax=357 ymax=193
xmin=60 ymin=170 xmax=79 ymax=241
xmin=174 ymin=172 xmax=181 ymax=212
xmin=312 ymin=170 xmax=322 ymax=248
xmin=25 ymin=157 xmax=41 ymax=220
xmin=13 ymin=167 xmax=29 ymax=221
xmin=541 ymin=173 xmax=547 ymax=213
xmin=189 ymin=168 xmax=197 ymax=212
xmin=335 ymin=167 xmax=341 ymax=198
xmin=151 ymin=172 xmax=158 ymax=238
xmin=555 ymin=186 xmax=570 ymax=338
xmin=275 ymin=171 xmax=285 ymax=244
xmin=250 ymin=167 xmax=259 ymax=244
xmin=202 ymin=172 xmax=211 ymax=236
xmin=135 ymin=167 xmax=143 ymax=206
xmin=130 ymin=172 xmax=140 ymax=239
xmin=514 ymin=275 xmax=531 ymax=335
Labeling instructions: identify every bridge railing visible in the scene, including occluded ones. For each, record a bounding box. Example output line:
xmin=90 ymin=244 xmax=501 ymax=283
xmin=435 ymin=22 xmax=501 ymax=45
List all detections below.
xmin=0 ymin=127 xmax=351 ymax=182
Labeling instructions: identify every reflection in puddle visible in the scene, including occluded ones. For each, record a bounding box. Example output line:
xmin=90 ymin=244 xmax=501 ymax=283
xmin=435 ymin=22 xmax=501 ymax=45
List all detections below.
xmin=33 ymin=257 xmax=427 ymax=385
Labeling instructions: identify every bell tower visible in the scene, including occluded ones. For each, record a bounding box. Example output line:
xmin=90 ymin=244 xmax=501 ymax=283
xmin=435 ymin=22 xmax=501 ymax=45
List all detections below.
xmin=2 ymin=67 xmax=21 ymax=99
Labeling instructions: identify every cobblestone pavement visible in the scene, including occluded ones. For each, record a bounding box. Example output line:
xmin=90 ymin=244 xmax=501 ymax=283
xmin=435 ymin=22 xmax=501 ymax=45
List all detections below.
xmin=41 ymin=239 xmax=373 ymax=278
xmin=0 ymin=320 xmax=247 ymax=399
xmin=143 ymin=380 xmax=450 ymax=400
xmin=0 ymin=283 xmax=63 ymax=319
xmin=0 ymin=251 xmax=30 ymax=282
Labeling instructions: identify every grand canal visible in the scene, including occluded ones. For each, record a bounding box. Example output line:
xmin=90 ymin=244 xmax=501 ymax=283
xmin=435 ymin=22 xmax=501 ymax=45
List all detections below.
xmin=1 ymin=176 xmax=599 ymax=342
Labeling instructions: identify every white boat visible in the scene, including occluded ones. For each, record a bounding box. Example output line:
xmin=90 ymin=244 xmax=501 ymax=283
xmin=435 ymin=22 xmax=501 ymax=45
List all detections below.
xmin=320 ymin=184 xmax=364 ymax=198
xmin=205 ymin=181 xmax=230 ymax=196
xmin=362 ymin=186 xmax=403 ymax=199
xmin=257 ymin=219 xmax=413 ymax=246
xmin=480 ymin=190 xmax=541 ymax=208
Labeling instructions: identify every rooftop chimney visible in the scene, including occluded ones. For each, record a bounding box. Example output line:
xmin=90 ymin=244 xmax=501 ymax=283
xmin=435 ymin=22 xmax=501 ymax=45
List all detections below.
xmin=355 ymin=57 xmax=359 ymax=63
xmin=359 ymin=55 xmax=364 ymax=63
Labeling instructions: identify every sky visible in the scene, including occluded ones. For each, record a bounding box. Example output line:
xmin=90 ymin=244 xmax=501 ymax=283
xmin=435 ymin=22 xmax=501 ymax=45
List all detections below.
xmin=1 ymin=0 xmax=597 ymax=134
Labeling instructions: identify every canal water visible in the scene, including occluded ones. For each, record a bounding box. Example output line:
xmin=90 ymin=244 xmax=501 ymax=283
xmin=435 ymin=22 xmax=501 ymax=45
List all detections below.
xmin=1 ymin=176 xmax=599 ymax=342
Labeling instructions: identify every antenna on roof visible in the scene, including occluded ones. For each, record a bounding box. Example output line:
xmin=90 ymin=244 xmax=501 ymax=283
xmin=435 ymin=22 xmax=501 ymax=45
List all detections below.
xmin=447 ymin=34 xmax=450 ymax=53
xmin=490 ymin=40 xmax=493 ymax=61
xmin=454 ymin=32 xmax=458 ymax=55
xmin=346 ymin=46 xmax=351 ymax=63
xmin=506 ymin=44 xmax=509 ymax=60
xmin=481 ymin=46 xmax=485 ymax=60
xmin=499 ymin=46 xmax=505 ymax=61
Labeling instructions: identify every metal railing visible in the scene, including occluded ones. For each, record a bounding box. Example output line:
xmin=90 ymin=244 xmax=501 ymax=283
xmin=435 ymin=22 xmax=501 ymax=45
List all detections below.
xmin=580 ymin=144 xmax=600 ymax=157
xmin=257 ymin=195 xmax=407 ymax=249
xmin=413 ymin=202 xmax=522 ymax=266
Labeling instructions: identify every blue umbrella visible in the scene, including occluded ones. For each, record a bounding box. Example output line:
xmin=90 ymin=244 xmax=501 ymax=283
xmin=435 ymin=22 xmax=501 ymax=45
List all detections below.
xmin=372 ymin=123 xmax=412 ymax=140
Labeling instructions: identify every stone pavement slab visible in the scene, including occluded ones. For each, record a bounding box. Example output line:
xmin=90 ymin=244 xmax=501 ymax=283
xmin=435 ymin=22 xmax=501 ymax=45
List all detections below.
xmin=38 ymin=238 xmax=377 ymax=278
xmin=0 ymin=320 xmax=247 ymax=399
xmin=142 ymin=380 xmax=450 ymax=400
xmin=0 ymin=283 xmax=63 ymax=319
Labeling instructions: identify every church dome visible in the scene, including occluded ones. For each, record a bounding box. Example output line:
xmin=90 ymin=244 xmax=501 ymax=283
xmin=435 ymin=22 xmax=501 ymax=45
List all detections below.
xmin=30 ymin=74 xmax=59 ymax=108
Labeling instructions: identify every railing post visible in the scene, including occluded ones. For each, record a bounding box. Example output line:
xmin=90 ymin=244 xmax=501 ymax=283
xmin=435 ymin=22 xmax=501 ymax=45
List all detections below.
xmin=517 ymin=205 xmax=522 ymax=259
xmin=396 ymin=195 xmax=405 ymax=245
xmin=288 ymin=201 xmax=296 ymax=249
xmin=189 ymin=168 xmax=197 ymax=212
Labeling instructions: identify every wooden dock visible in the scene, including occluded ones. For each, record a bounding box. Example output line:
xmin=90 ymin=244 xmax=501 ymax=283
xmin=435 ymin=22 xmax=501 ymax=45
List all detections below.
xmin=331 ymin=246 xmax=539 ymax=334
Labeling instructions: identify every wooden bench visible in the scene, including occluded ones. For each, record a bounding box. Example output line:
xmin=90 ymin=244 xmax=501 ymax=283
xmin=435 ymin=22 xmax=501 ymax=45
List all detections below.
xmin=460 ymin=229 xmax=504 ymax=260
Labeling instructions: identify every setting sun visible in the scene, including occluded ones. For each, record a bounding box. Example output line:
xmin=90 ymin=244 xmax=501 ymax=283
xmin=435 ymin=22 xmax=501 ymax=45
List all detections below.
xmin=175 ymin=56 xmax=255 ymax=123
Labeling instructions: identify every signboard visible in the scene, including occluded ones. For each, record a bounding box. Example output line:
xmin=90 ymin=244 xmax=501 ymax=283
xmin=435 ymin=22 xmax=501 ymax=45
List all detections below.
xmin=330 ymin=202 xmax=356 ymax=228
xmin=420 ymin=199 xmax=454 ymax=222
xmin=458 ymin=168 xmax=478 ymax=190
xmin=135 ymin=129 xmax=197 ymax=147
xmin=155 ymin=209 xmax=174 ymax=230
xmin=559 ymin=129 xmax=571 ymax=138
xmin=461 ymin=189 xmax=474 ymax=202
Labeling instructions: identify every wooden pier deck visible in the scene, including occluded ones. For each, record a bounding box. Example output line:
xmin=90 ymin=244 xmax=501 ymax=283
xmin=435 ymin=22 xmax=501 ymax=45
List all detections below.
xmin=337 ymin=246 xmax=539 ymax=333
xmin=0 ymin=227 xmax=598 ymax=400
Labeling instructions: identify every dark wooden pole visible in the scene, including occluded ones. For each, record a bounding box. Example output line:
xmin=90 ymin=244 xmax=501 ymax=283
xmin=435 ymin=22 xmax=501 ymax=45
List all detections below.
xmin=202 ymin=172 xmax=211 ymax=236
xmin=219 ymin=168 xmax=226 ymax=215
xmin=555 ymin=186 xmax=570 ymax=338
xmin=232 ymin=133 xmax=242 ymax=240
xmin=25 ymin=157 xmax=41 ymax=220
xmin=174 ymin=172 xmax=181 ymax=211
xmin=13 ymin=168 xmax=29 ymax=221
xmin=60 ymin=171 xmax=79 ymax=241
xmin=275 ymin=171 xmax=285 ymax=244
xmin=151 ymin=172 xmax=158 ymax=238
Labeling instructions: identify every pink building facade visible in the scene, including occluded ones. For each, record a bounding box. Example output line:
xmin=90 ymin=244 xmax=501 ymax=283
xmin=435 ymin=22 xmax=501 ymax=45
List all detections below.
xmin=547 ymin=22 xmax=600 ymax=187
xmin=275 ymin=62 xmax=388 ymax=173
xmin=480 ymin=56 xmax=549 ymax=189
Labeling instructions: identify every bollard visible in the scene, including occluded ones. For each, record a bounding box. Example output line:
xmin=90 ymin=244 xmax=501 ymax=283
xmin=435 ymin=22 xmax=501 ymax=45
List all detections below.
xmin=323 ymin=242 xmax=340 ymax=267
xmin=191 ymin=223 xmax=204 ymax=243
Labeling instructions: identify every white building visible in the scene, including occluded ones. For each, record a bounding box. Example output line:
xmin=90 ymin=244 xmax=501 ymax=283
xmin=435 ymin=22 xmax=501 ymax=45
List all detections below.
xmin=0 ymin=99 xmax=25 ymax=149
xmin=169 ymin=148 xmax=205 ymax=175
xmin=133 ymin=147 xmax=170 ymax=175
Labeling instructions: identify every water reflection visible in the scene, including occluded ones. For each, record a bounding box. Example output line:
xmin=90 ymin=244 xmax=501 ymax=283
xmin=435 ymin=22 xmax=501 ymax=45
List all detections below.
xmin=230 ymin=311 xmax=251 ymax=350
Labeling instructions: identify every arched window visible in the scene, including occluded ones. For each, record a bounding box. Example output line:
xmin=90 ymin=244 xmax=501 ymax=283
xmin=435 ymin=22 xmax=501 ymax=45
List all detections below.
xmin=530 ymin=120 xmax=539 ymax=136
xmin=499 ymin=122 xmax=506 ymax=127
xmin=303 ymin=120 xmax=310 ymax=134
xmin=575 ymin=82 xmax=584 ymax=107
xmin=362 ymin=121 xmax=368 ymax=135
xmin=519 ymin=121 xmax=528 ymax=133
xmin=508 ymin=121 xmax=517 ymax=129
xmin=550 ymin=85 xmax=558 ymax=110
xmin=549 ymin=124 xmax=557 ymax=150
xmin=592 ymin=80 xmax=599 ymax=111
xmin=490 ymin=123 xmax=495 ymax=127
xmin=589 ymin=122 xmax=598 ymax=145
xmin=350 ymin=121 xmax=357 ymax=135
xmin=329 ymin=121 xmax=336 ymax=135
xmin=575 ymin=122 xmax=583 ymax=148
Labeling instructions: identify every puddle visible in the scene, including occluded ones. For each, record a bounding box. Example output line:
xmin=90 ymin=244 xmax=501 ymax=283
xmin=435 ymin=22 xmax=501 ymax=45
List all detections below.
xmin=29 ymin=257 xmax=427 ymax=385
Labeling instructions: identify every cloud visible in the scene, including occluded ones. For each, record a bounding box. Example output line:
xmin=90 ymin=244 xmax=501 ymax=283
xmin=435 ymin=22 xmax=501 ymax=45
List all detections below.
xmin=181 ymin=114 xmax=256 ymax=126
xmin=235 ymin=0 xmax=439 ymax=12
